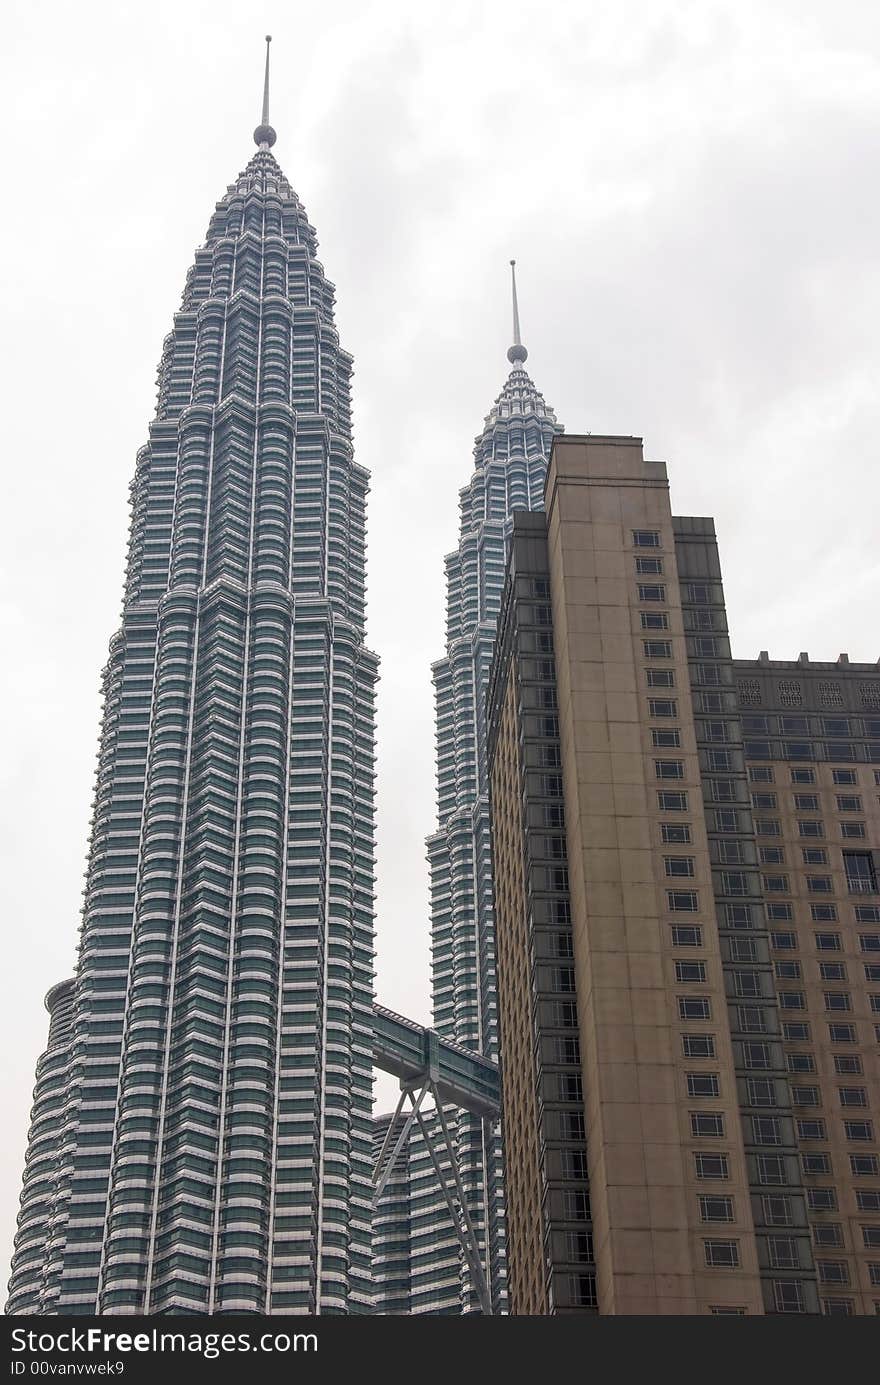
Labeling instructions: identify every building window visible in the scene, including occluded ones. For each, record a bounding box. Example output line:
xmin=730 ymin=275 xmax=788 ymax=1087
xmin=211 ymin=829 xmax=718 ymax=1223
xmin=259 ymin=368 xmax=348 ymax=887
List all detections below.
xmin=757 ymin=1155 xmax=788 ymax=1185
xmin=753 ymin=1115 xmax=782 ymax=1144
xmin=665 ymin=856 xmax=695 ymax=877
xmin=834 ymin=1054 xmax=863 ymax=1074
xmin=762 ymin=1195 xmax=793 ymax=1226
xmin=658 ymin=791 xmax=688 ymax=811
xmin=802 ymin=1155 xmax=832 ymax=1180
xmin=798 ymin=820 xmax=825 ymax=838
xmin=781 ymin=715 xmax=809 ymax=734
xmin=671 ymin=925 xmax=703 ymax=947
xmin=735 ymin=970 xmax=763 ymax=995
xmin=747 ymin=1078 xmax=776 ymax=1107
xmin=632 ymin=529 xmax=660 ymax=547
xmin=692 ymin=1112 xmax=725 ymax=1138
xmin=704 ymin=1240 xmax=739 ymax=1268
xmin=832 ymin=769 xmax=858 ymax=785
xmin=701 ymin=1191 xmax=737 ymax=1224
xmin=727 ymin=902 xmax=758 ymax=930
xmin=662 ymin=823 xmax=692 ymax=844
xmin=642 ymin=611 xmax=670 ymax=631
xmin=738 ymin=1005 xmax=766 ymax=1033
xmin=774 ymin=960 xmax=801 ymax=980
xmin=828 ymin=1024 xmax=857 ymax=1044
xmin=646 ymin=669 xmax=675 ymax=688
xmin=668 ymin=891 xmax=699 ymax=912
xmin=817 ymin=1261 xmax=850 ymax=1286
xmin=806 ymin=875 xmax=833 ymax=894
xmin=649 ymin=698 xmax=677 ymax=718
xmin=638 ymin=583 xmax=666 ymax=602
xmin=787 ymin=1052 xmax=815 ymax=1072
xmin=797 ymin=1119 xmax=826 ymax=1141
xmin=824 ymin=991 xmax=851 ymax=1012
xmin=561 ymin=1150 xmax=589 ymax=1178
xmin=679 ymin=997 xmax=712 ymax=1020
xmin=644 ymin=640 xmax=673 ymax=660
xmin=676 ymin=960 xmax=706 ymax=982
xmin=844 ymin=1121 xmax=874 ymax=1142
xmin=802 ymin=848 xmax=827 ymax=866
xmin=767 ymin=1236 xmax=800 ymax=1268
xmin=819 ymin=961 xmax=847 ymax=980
xmin=812 ymin=1224 xmax=843 ymax=1247
xmin=850 ymin=1154 xmax=880 ymax=1176
xmin=683 ymin=1035 xmax=716 ymax=1058
xmin=794 ymin=793 xmax=820 ymax=811
xmin=694 ymin=1153 xmax=729 ymax=1180
xmin=636 ymin=556 xmax=663 ymax=574
xmin=844 ymin=851 xmax=878 ymax=893
xmin=752 ymin=792 xmax=778 ymax=810
xmin=567 ymin=1274 xmax=598 ymax=1308
xmin=773 ymin=1281 xmax=806 ymax=1313
xmin=655 ymin=759 xmax=684 ymax=780
xmin=730 ymin=939 xmax=758 ymax=961
xmin=842 ymin=814 xmax=870 ymax=836
xmin=783 ymin=1023 xmax=810 ymax=1042
xmin=811 ymin=904 xmax=837 ymax=922
xmin=836 ymin=795 xmax=863 ymax=813
xmin=791 ymin=1086 xmax=820 ymax=1106
xmin=721 ymin=871 xmax=751 ymax=895
xmin=742 ymin=1042 xmax=772 ymax=1069
xmin=763 ymin=875 xmax=790 ymax=894
xmin=565 ymin=1231 xmax=595 ymax=1263
xmin=761 ymin=846 xmax=785 ymax=865
xmin=779 ymin=991 xmax=806 ymax=1011
xmin=563 ymin=1191 xmax=591 ymax=1219
xmin=807 ymin=1188 xmax=837 ymax=1211
xmin=791 ymin=767 xmax=816 ymax=784
xmin=770 ymin=931 xmax=797 ymax=950
xmin=814 ymin=933 xmax=842 ymax=952
xmin=687 ymin=1073 xmax=720 ymax=1098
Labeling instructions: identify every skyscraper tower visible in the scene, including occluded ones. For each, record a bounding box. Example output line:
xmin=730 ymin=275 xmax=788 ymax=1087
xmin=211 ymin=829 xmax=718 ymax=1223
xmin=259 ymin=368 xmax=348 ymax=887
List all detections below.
xmin=7 ymin=40 xmax=378 ymax=1316
xmin=423 ymin=266 xmax=562 ymax=1310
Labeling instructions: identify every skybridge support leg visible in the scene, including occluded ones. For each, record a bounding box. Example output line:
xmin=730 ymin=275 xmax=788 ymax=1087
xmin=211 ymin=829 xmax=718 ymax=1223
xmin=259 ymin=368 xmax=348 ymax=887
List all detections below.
xmin=372 ymin=1080 xmax=430 ymax=1206
xmin=372 ymin=1077 xmax=493 ymax=1315
xmin=414 ymin=1093 xmax=493 ymax=1316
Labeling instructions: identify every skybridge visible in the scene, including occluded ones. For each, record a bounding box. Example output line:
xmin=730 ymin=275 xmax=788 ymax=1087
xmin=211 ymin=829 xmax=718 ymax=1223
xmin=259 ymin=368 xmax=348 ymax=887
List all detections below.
xmin=371 ymin=1003 xmax=501 ymax=1315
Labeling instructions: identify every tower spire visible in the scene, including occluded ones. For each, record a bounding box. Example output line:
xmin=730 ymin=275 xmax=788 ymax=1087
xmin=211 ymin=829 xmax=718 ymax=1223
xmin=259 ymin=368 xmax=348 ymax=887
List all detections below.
xmin=253 ymin=35 xmax=277 ymax=149
xmin=507 ymin=259 xmax=528 ymax=367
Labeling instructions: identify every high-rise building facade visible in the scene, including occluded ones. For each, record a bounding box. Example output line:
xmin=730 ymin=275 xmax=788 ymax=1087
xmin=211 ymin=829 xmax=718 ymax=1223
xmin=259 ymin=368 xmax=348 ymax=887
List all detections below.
xmin=490 ymin=434 xmax=879 ymax=1314
xmin=8 ymin=48 xmax=378 ymax=1316
xmin=395 ymin=275 xmax=560 ymax=1313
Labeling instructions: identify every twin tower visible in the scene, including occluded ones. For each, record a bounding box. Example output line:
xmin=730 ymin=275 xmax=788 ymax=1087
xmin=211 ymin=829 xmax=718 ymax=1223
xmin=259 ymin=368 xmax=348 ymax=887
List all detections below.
xmin=7 ymin=48 xmax=554 ymax=1315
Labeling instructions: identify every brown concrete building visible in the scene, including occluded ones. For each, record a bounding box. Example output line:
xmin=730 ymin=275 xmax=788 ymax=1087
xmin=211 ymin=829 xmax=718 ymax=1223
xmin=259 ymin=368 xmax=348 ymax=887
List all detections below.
xmin=488 ymin=434 xmax=880 ymax=1315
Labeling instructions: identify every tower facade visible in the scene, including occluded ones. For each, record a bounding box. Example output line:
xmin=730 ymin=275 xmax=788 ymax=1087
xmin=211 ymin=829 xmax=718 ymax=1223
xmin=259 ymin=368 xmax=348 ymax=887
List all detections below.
xmin=423 ymin=273 xmax=562 ymax=1311
xmin=8 ymin=50 xmax=378 ymax=1315
xmin=490 ymin=435 xmax=880 ymax=1314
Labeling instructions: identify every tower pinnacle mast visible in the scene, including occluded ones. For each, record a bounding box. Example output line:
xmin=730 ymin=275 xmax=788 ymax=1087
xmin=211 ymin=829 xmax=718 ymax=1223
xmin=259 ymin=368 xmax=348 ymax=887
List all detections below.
xmin=507 ymin=258 xmax=528 ymax=366
xmin=254 ymin=35 xmax=277 ymax=148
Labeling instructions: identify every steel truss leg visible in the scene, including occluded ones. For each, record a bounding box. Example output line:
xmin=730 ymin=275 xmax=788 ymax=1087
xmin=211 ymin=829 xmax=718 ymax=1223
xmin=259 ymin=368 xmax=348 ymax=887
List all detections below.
xmin=372 ymin=1080 xmax=429 ymax=1205
xmin=414 ymin=1090 xmax=493 ymax=1316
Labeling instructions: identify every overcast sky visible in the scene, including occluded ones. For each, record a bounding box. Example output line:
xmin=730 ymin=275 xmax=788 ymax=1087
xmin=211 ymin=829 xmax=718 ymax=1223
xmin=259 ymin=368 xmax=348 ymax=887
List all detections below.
xmin=1 ymin=0 xmax=879 ymax=1281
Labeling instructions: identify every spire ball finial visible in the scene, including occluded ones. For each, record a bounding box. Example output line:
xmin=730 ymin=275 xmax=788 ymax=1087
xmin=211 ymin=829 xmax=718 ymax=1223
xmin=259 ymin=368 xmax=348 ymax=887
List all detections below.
xmin=253 ymin=34 xmax=277 ymax=149
xmin=507 ymin=259 xmax=528 ymax=366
